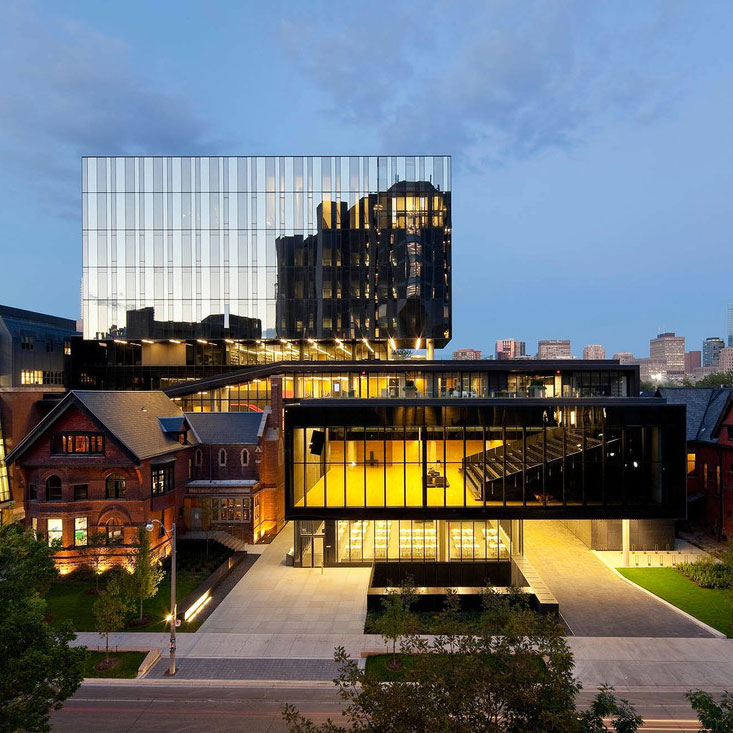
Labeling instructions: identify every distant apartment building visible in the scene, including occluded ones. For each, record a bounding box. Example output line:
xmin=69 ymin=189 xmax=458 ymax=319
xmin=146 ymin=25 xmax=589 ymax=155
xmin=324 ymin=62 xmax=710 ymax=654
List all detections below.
xmin=719 ymin=348 xmax=733 ymax=373
xmin=495 ymin=339 xmax=525 ymax=360
xmin=452 ymin=348 xmax=482 ymax=361
xmin=685 ymin=351 xmax=702 ymax=374
xmin=728 ymin=303 xmax=733 ymax=347
xmin=649 ymin=332 xmax=685 ymax=383
xmin=537 ymin=339 xmax=572 ymax=360
xmin=703 ymin=337 xmax=725 ymax=367
xmin=612 ymin=352 xmax=635 ymax=364
xmin=583 ymin=344 xmax=606 ymax=360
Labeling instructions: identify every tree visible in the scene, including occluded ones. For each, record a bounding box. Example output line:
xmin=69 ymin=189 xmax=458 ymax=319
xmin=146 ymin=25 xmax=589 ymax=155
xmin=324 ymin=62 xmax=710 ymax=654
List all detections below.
xmin=694 ymin=371 xmax=733 ymax=389
xmin=375 ymin=577 xmax=417 ymax=668
xmin=93 ymin=575 xmax=131 ymax=662
xmin=0 ymin=523 xmax=85 ymax=733
xmin=686 ymin=690 xmax=733 ymax=732
xmin=283 ymin=594 xmax=643 ymax=732
xmin=79 ymin=530 xmax=108 ymax=592
xmin=126 ymin=525 xmax=165 ymax=622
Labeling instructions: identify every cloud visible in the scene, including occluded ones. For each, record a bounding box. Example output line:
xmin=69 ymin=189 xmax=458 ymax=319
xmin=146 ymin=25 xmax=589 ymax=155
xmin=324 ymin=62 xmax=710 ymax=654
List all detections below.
xmin=0 ymin=3 xmax=223 ymax=218
xmin=280 ymin=0 xmax=691 ymax=165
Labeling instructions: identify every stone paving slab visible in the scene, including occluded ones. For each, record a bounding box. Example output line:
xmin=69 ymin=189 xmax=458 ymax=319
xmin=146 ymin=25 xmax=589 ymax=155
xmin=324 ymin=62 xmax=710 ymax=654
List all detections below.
xmin=147 ymin=656 xmax=343 ymax=681
xmin=523 ymin=521 xmax=714 ymax=637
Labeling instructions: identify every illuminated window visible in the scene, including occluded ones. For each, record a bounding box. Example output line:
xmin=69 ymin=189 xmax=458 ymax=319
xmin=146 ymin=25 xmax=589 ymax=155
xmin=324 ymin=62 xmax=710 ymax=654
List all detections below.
xmin=21 ymin=369 xmax=42 ymax=385
xmin=106 ymin=522 xmax=123 ymax=546
xmin=151 ymin=463 xmax=174 ymax=496
xmin=51 ymin=433 xmax=104 ymax=455
xmin=687 ymin=453 xmax=696 ymax=476
xmin=74 ymin=517 xmax=88 ymax=546
xmin=47 ymin=518 xmax=63 ymax=546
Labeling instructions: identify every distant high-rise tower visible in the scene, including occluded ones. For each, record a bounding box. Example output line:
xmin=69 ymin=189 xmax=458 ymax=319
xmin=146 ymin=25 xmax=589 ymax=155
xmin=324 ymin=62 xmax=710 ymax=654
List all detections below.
xmin=583 ymin=344 xmax=605 ymax=360
xmin=703 ymin=337 xmax=725 ymax=367
xmin=612 ymin=352 xmax=635 ymax=364
xmin=537 ymin=339 xmax=571 ymax=360
xmin=495 ymin=339 xmax=525 ymax=360
xmin=685 ymin=351 xmax=701 ymax=374
xmin=650 ymin=332 xmax=685 ymax=382
xmin=728 ymin=304 xmax=733 ymax=347
xmin=452 ymin=348 xmax=482 ymax=360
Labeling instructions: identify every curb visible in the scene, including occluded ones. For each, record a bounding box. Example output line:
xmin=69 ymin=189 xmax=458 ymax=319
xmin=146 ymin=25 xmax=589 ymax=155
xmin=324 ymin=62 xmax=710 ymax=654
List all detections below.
xmin=610 ymin=566 xmax=728 ymax=639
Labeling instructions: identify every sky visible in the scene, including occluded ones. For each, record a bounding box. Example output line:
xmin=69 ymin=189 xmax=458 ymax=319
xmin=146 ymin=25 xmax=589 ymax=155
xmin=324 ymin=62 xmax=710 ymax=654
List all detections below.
xmin=0 ymin=0 xmax=731 ymax=358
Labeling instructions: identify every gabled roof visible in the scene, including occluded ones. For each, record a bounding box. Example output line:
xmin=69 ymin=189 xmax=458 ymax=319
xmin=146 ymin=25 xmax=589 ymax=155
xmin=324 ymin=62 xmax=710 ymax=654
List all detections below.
xmin=6 ymin=390 xmax=186 ymax=464
xmin=656 ymin=387 xmax=733 ymax=444
xmin=184 ymin=411 xmax=267 ymax=445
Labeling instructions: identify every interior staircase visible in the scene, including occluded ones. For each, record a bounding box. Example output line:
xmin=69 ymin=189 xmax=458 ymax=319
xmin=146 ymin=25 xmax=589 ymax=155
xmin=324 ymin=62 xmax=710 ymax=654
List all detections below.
xmin=463 ymin=427 xmax=615 ymax=501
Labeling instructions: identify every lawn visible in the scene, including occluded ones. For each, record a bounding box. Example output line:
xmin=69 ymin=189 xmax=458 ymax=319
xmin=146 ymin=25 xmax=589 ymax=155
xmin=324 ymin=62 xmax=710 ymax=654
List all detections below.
xmin=82 ymin=650 xmax=147 ymax=679
xmin=618 ymin=567 xmax=733 ymax=637
xmin=46 ymin=539 xmax=233 ymax=633
xmin=364 ymin=654 xmax=417 ymax=682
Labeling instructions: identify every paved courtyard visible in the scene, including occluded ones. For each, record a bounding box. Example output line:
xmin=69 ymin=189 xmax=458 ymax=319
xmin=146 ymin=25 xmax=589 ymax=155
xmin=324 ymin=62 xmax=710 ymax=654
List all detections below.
xmin=523 ymin=521 xmax=714 ymax=637
xmin=199 ymin=524 xmax=373 ymax=635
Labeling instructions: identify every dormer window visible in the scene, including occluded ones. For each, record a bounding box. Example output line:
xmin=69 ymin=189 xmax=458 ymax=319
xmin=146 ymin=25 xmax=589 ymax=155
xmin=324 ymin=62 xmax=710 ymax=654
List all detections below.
xmin=218 ymin=449 xmax=227 ymax=467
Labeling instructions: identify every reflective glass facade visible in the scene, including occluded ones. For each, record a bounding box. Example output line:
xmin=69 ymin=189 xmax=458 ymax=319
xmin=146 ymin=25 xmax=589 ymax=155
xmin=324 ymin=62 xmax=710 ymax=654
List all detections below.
xmin=82 ymin=156 xmax=451 ymax=344
xmin=285 ymin=400 xmax=687 ymax=520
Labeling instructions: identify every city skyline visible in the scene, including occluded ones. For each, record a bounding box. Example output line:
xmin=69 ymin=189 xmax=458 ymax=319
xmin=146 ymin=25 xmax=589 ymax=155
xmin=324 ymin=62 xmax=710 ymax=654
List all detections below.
xmin=1 ymin=2 xmax=732 ymax=357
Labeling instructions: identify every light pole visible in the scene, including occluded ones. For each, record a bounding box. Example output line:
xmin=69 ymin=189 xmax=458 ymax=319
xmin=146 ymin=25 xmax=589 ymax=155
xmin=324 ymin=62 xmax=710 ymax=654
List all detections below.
xmin=145 ymin=519 xmax=176 ymax=676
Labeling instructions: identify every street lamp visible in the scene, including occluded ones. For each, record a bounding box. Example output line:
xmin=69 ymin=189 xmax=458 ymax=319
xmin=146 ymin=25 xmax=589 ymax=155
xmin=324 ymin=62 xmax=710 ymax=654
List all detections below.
xmin=145 ymin=519 xmax=177 ymax=676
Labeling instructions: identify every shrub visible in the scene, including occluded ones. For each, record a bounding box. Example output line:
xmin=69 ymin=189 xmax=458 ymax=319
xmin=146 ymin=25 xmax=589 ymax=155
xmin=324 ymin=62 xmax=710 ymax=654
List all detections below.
xmin=677 ymin=558 xmax=733 ymax=589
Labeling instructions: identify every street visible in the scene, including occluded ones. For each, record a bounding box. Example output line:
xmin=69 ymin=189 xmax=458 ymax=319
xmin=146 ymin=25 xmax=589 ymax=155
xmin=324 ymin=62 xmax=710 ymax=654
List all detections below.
xmin=51 ymin=682 xmax=706 ymax=732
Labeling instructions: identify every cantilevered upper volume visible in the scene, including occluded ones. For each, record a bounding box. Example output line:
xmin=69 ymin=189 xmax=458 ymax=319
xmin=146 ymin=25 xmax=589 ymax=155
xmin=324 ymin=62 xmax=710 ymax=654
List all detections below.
xmin=81 ymin=156 xmax=452 ymax=346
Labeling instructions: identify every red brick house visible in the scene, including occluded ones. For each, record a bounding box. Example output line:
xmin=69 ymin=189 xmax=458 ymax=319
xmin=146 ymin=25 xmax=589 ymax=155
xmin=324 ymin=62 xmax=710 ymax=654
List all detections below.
xmin=6 ymin=390 xmax=190 ymax=574
xmin=658 ymin=387 xmax=733 ymax=539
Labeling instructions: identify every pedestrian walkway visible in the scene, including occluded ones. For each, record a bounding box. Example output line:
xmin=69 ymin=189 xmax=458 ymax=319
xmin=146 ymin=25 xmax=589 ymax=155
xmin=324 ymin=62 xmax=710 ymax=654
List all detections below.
xmin=199 ymin=523 xmax=373 ymax=635
xmin=523 ymin=521 xmax=713 ymax=637
xmin=147 ymin=656 xmax=343 ymax=681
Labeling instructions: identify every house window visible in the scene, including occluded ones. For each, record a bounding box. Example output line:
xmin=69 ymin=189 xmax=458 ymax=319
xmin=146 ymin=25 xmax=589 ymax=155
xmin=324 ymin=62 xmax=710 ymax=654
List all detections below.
xmin=728 ymin=425 xmax=733 ymax=441
xmin=241 ymin=448 xmax=249 ymax=467
xmin=218 ymin=449 xmax=227 ymax=467
xmin=46 ymin=340 xmax=54 ymax=352
xmin=687 ymin=453 xmax=696 ymax=476
xmin=210 ymin=497 xmax=250 ymax=523
xmin=716 ymin=465 xmax=721 ymax=494
xmin=195 ymin=449 xmax=203 ymax=467
xmin=46 ymin=475 xmax=62 ymax=501
xmin=20 ymin=335 xmax=34 ymax=350
xmin=29 ymin=484 xmax=37 ymax=500
xmin=105 ymin=473 xmax=126 ymax=498
xmin=74 ymin=517 xmax=88 ymax=546
xmin=151 ymin=463 xmax=174 ymax=496
xmin=47 ymin=518 xmax=62 ymax=546
xmin=73 ymin=484 xmax=88 ymax=500
xmin=51 ymin=433 xmax=104 ymax=455
xmin=106 ymin=522 xmax=124 ymax=546
xmin=64 ymin=341 xmax=71 ymax=355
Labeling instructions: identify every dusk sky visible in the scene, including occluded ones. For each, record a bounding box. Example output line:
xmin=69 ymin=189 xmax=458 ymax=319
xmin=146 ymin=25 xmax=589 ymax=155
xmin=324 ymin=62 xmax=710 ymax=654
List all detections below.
xmin=1 ymin=0 xmax=731 ymax=358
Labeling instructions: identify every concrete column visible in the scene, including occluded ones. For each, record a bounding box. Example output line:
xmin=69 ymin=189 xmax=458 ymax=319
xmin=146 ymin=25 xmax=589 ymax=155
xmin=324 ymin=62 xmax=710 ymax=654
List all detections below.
xmin=387 ymin=341 xmax=393 ymax=361
xmin=426 ymin=339 xmax=434 ymax=360
xmin=622 ymin=518 xmax=630 ymax=567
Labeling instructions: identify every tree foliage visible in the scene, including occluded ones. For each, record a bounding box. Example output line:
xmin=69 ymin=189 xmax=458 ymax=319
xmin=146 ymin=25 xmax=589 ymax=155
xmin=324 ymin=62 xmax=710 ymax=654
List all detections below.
xmin=126 ymin=525 xmax=165 ymax=621
xmin=283 ymin=591 xmax=642 ymax=732
xmin=686 ymin=690 xmax=733 ymax=732
xmin=0 ymin=523 xmax=85 ymax=733
xmin=376 ymin=577 xmax=417 ymax=662
xmin=694 ymin=371 xmax=733 ymax=389
xmin=79 ymin=530 xmax=108 ymax=592
xmin=93 ymin=575 xmax=132 ymax=661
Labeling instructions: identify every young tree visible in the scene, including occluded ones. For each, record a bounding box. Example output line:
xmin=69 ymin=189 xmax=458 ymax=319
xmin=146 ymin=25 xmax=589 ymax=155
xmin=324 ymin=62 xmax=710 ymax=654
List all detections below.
xmin=694 ymin=371 xmax=733 ymax=389
xmin=79 ymin=530 xmax=108 ymax=592
xmin=284 ymin=594 xmax=643 ymax=732
xmin=0 ymin=523 xmax=85 ymax=732
xmin=375 ymin=577 xmax=417 ymax=669
xmin=93 ymin=575 xmax=131 ymax=662
xmin=127 ymin=524 xmax=165 ymax=622
xmin=686 ymin=690 xmax=733 ymax=732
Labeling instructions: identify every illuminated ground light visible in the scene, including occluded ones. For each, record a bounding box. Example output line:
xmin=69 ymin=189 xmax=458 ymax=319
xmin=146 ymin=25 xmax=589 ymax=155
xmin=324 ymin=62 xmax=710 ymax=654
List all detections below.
xmin=184 ymin=592 xmax=212 ymax=622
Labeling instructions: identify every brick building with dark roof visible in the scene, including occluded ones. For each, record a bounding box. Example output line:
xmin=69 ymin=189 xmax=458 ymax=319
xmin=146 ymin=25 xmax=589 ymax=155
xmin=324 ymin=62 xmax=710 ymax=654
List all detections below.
xmin=657 ymin=387 xmax=733 ymax=539
xmin=6 ymin=385 xmax=284 ymax=573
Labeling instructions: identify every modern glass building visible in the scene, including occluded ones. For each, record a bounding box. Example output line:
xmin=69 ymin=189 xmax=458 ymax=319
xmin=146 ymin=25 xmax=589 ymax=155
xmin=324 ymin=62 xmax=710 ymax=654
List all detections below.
xmin=81 ymin=156 xmax=451 ymax=346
